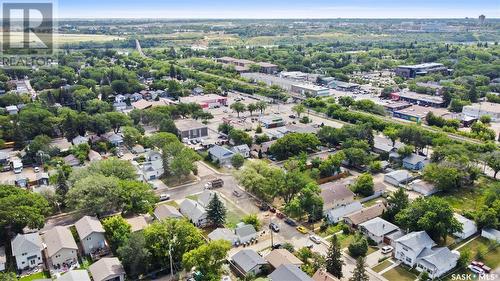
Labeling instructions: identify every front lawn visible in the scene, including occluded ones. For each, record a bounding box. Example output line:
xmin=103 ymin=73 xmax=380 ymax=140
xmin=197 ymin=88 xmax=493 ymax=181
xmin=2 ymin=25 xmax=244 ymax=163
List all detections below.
xmin=382 ymin=265 xmax=418 ymax=281
xmin=19 ymin=271 xmax=50 ymax=281
xmin=372 ymin=259 xmax=393 ymax=273
xmin=458 ymin=237 xmax=500 ymax=268
xmin=315 ymin=223 xmax=345 ymax=237
xmin=224 ymin=198 xmax=247 ymax=228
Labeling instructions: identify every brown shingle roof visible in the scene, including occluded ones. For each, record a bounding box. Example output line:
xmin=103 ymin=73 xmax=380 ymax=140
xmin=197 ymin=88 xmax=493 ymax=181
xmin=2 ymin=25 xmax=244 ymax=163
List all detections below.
xmin=42 ymin=226 xmax=78 ymax=257
xmin=320 ymin=181 xmax=355 ymax=210
xmin=344 ymin=202 xmax=387 ymax=226
xmin=265 ymin=249 xmax=303 ymax=269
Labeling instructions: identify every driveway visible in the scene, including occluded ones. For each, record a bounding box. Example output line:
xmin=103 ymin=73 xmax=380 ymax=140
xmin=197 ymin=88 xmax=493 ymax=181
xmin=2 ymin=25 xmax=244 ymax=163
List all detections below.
xmin=365 ymin=249 xmax=387 ymax=267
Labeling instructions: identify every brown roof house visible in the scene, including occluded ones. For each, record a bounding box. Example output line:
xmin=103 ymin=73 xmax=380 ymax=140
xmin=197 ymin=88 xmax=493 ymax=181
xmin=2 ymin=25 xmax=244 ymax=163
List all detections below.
xmin=42 ymin=226 xmax=78 ymax=268
xmin=344 ymin=202 xmax=387 ymax=228
xmin=320 ymin=180 xmax=355 ymax=213
xmin=89 ymin=257 xmax=125 ymax=281
xmin=265 ymin=249 xmax=303 ymax=269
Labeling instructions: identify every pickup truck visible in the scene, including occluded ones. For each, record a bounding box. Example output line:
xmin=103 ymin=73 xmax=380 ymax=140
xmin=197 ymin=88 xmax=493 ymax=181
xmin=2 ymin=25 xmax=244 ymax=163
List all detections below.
xmin=205 ymin=178 xmax=224 ymax=189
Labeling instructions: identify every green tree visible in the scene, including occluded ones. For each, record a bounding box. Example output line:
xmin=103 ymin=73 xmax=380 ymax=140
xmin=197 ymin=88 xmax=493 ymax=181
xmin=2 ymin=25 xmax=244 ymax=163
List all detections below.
xmin=269 ymin=133 xmax=320 ymax=160
xmin=348 ymin=234 xmax=368 ymax=258
xmin=118 ymin=180 xmax=158 ymax=215
xmin=231 ymin=153 xmax=245 ymax=169
xmin=292 ymin=104 xmax=306 ymax=118
xmin=230 ymin=101 xmax=246 ymax=117
xmin=242 ymin=214 xmax=261 ymax=230
xmin=146 ymin=132 xmax=179 ymax=149
xmin=486 ymin=151 xmax=500 ymax=178
xmin=102 ymin=215 xmax=132 ymax=252
xmin=163 ymin=141 xmax=201 ymax=180
xmin=397 ymin=145 xmax=415 ymax=158
xmin=256 ymin=101 xmax=268 ymax=114
xmin=350 ymin=173 xmax=374 ymax=197
xmin=122 ymin=126 xmax=142 ymax=147
xmin=326 ymin=235 xmax=344 ymax=279
xmin=247 ymin=103 xmax=258 ymax=116
xmin=206 ymin=193 xmax=227 ymax=227
xmin=117 ymin=232 xmax=151 ymax=278
xmin=383 ymin=187 xmax=409 ymax=223
xmin=396 ymin=197 xmax=462 ymax=242
xmin=457 ymin=249 xmax=472 ymax=270
xmin=0 ymin=185 xmax=50 ymax=236
xmin=349 ymin=257 xmax=369 ymax=281
xmin=228 ymin=129 xmax=252 ymax=146
xmin=182 ymin=240 xmax=231 ymax=281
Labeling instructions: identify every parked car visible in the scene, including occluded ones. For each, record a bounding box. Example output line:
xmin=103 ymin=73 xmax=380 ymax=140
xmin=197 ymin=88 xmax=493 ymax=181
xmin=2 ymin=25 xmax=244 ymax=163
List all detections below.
xmin=259 ymin=203 xmax=270 ymax=211
xmin=305 ymin=243 xmax=314 ymax=249
xmin=289 ymin=114 xmax=296 ymax=119
xmin=205 ymin=178 xmax=224 ymax=189
xmin=271 ymin=243 xmax=282 ymax=250
xmin=232 ymin=190 xmax=242 ymax=197
xmin=276 ymin=212 xmax=285 ymax=219
xmin=159 ymin=193 xmax=170 ymax=201
xmin=284 ymin=218 xmax=297 ymax=226
xmin=309 ymin=235 xmax=321 ymax=244
xmin=33 ymin=167 xmax=40 ymax=173
xmin=381 ymin=246 xmax=393 ymax=254
xmin=269 ymin=207 xmax=276 ymax=213
xmin=468 ymin=265 xmax=485 ymax=275
xmin=296 ymin=226 xmax=308 ymax=234
xmin=269 ymin=222 xmax=280 ymax=232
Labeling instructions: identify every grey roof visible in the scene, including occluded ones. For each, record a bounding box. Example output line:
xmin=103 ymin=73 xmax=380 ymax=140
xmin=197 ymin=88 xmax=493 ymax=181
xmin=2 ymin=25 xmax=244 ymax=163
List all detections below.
xmin=403 ymin=154 xmax=426 ymax=165
xmin=104 ymin=133 xmax=123 ymax=142
xmin=359 ymin=217 xmax=399 ymax=237
xmin=386 ymin=230 xmax=405 ymax=242
xmin=154 ymin=204 xmax=183 ymax=220
xmin=74 ymin=216 xmax=105 ymax=240
xmin=208 ymin=145 xmax=235 ymax=159
xmin=180 ymin=199 xmax=206 ymax=222
xmin=320 ymin=181 xmax=355 ymax=209
xmin=345 ymin=203 xmax=387 ymax=226
xmin=198 ymin=190 xmax=216 ymax=208
xmin=89 ymin=257 xmax=125 ymax=281
xmin=232 ymin=144 xmax=250 ymax=154
xmin=385 ymin=170 xmax=412 ymax=183
xmin=454 ymin=214 xmax=476 ymax=236
xmin=72 ymin=135 xmax=89 ymax=145
xmin=268 ymin=264 xmax=313 ymax=281
xmin=175 ymin=119 xmax=207 ymax=131
xmin=231 ymin=249 xmax=267 ymax=273
xmin=57 ymin=270 xmax=91 ymax=281
xmin=235 ymin=223 xmax=257 ymax=238
xmin=418 ymin=247 xmax=459 ymax=270
xmin=396 ymin=231 xmax=435 ymax=255
xmin=326 ymin=201 xmax=363 ymax=220
xmin=11 ymin=233 xmax=43 ymax=257
xmin=208 ymin=228 xmax=237 ymax=242
xmin=42 ymin=226 xmax=78 ymax=257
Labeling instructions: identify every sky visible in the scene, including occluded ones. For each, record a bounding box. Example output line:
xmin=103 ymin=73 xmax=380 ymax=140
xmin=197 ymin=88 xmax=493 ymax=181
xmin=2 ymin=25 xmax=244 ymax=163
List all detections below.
xmin=55 ymin=0 xmax=500 ymax=19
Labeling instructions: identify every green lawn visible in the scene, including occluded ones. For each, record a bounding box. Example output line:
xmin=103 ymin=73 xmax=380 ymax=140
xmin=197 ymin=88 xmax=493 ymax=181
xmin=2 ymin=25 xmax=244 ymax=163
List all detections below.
xmin=223 ymin=198 xmax=247 ymax=228
xmin=366 ymin=246 xmax=378 ymax=255
xmin=458 ymin=237 xmax=500 ymax=268
xmin=372 ymin=259 xmax=393 ymax=273
xmin=315 ymin=223 xmax=345 ymax=237
xmin=158 ymin=200 xmax=179 ymax=208
xmin=186 ymin=194 xmax=199 ymax=201
xmin=338 ymin=233 xmax=356 ymax=248
xmin=19 ymin=271 xmax=50 ymax=281
xmin=382 ymin=265 xmax=418 ymax=281
xmin=437 ymin=177 xmax=498 ymax=213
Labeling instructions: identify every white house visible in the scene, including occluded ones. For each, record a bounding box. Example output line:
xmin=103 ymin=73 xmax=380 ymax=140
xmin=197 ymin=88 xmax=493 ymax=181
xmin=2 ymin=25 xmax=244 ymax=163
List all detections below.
xmin=74 ymin=216 xmax=106 ymax=255
xmin=482 ymin=228 xmax=500 ymax=243
xmin=408 ymin=180 xmax=438 ymax=196
xmin=71 ymin=135 xmax=89 ymax=146
xmin=358 ymin=217 xmax=400 ymax=244
xmin=235 ymin=222 xmax=257 ymax=244
xmin=208 ymin=228 xmax=239 ymax=246
xmin=325 ymin=201 xmax=363 ymax=224
xmin=141 ymin=150 xmax=164 ymax=180
xmin=394 ymin=231 xmax=436 ymax=267
xmin=232 ymin=144 xmax=251 ymax=158
xmin=11 ymin=233 xmax=44 ymax=270
xmin=179 ymin=199 xmax=208 ymax=227
xmin=231 ymin=249 xmax=268 ymax=277
xmin=89 ymin=257 xmax=126 ymax=281
xmin=42 ymin=226 xmax=79 ymax=268
xmin=384 ymin=170 xmax=413 ymax=187
xmin=453 ymin=214 xmax=477 ymax=240
xmin=415 ymin=247 xmax=459 ymax=278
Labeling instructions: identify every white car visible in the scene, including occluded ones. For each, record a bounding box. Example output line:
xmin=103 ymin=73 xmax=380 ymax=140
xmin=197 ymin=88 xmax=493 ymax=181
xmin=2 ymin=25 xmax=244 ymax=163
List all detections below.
xmin=468 ymin=265 xmax=485 ymax=275
xmin=33 ymin=167 xmax=40 ymax=173
xmin=309 ymin=235 xmax=321 ymax=244
xmin=159 ymin=193 xmax=170 ymax=201
xmin=381 ymin=246 xmax=394 ymax=254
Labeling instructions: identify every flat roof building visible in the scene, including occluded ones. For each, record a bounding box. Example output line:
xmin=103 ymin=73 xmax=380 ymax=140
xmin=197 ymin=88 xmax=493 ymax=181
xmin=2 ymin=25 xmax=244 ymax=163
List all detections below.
xmin=393 ymin=105 xmax=450 ymax=123
xmin=175 ymin=119 xmax=208 ymax=140
xmin=462 ymin=102 xmax=500 ymax=122
xmin=395 ymin=63 xmax=450 ymax=78
xmin=179 ymin=94 xmax=227 ymax=109
xmin=291 ymin=83 xmax=330 ymax=97
xmin=391 ymin=91 xmax=445 ymax=108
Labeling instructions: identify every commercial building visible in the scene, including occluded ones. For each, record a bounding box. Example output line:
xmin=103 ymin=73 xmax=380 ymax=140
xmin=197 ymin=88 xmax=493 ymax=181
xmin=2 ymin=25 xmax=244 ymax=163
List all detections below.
xmin=319 ymin=77 xmax=360 ymax=91
xmin=392 ymin=105 xmax=449 ymax=123
xmin=391 ymin=91 xmax=445 ymax=108
xmin=216 ymin=57 xmax=278 ymax=74
xmin=176 ymin=119 xmax=208 ymax=140
xmin=179 ymin=94 xmax=227 ymax=109
xmin=259 ymin=116 xmax=285 ymax=129
xmin=462 ymin=102 xmax=500 ymax=122
xmin=395 ymin=63 xmax=450 ymax=78
xmin=291 ymin=83 xmax=330 ymax=97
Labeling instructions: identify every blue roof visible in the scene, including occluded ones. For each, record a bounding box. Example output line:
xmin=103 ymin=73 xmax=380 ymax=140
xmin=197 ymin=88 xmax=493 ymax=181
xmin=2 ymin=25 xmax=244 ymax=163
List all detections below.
xmin=208 ymin=145 xmax=235 ymax=159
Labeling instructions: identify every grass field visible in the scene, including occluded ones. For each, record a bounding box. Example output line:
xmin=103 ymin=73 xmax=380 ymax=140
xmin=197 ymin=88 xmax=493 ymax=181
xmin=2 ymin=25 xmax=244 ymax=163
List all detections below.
xmin=19 ymin=271 xmax=50 ymax=281
xmin=223 ymin=197 xmax=247 ymax=228
xmin=438 ymin=177 xmax=498 ymax=212
xmin=382 ymin=265 xmax=418 ymax=281
xmin=0 ymin=32 xmax=124 ymax=44
xmin=458 ymin=237 xmax=500 ymax=268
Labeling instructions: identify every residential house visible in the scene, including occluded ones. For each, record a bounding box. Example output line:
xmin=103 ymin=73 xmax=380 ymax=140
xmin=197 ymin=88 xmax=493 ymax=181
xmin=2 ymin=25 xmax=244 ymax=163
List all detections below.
xmin=192 ymin=87 xmax=204 ymax=95
xmin=344 ymin=202 xmax=387 ymax=228
xmin=125 ymin=215 xmax=149 ymax=232
xmin=153 ymin=205 xmax=183 ymax=221
xmin=131 ymin=145 xmax=145 ymax=155
xmin=402 ymin=154 xmax=427 ymax=171
xmin=384 ymin=170 xmax=413 ymax=187
xmin=208 ymin=145 xmax=235 ymax=166
xmin=113 ymin=102 xmax=128 ymax=112
xmin=63 ymin=154 xmax=80 ymax=167
xmin=265 ymin=249 xmax=303 ymax=269
xmin=114 ymin=94 xmax=126 ymax=103
xmin=358 ymin=217 xmax=400 ymax=244
xmin=268 ymin=264 xmax=313 ymax=281
xmin=71 ymin=135 xmax=89 ymax=146
xmin=141 ymin=150 xmax=164 ymax=180
xmin=231 ymin=249 xmax=268 ymax=277
xmin=320 ymin=181 xmax=355 ymax=213
xmin=15 ymin=175 xmax=28 ymax=188
xmin=208 ymin=228 xmax=239 ymax=246
xmin=42 ymin=226 xmax=78 ymax=268
xmin=408 ymin=180 xmax=437 ymax=196
xmin=232 ymin=144 xmax=251 ymax=158
xmin=176 ymin=119 xmax=209 ymax=140
xmin=89 ymin=257 xmax=126 ymax=281
xmin=453 ymin=214 xmax=477 ymax=240
xmin=6 ymin=105 xmax=18 ymax=115
xmin=312 ymin=269 xmax=339 ymax=281
xmin=57 ymin=270 xmax=91 ymax=281
xmin=481 ymin=228 xmax=500 ymax=242
xmin=198 ymin=190 xmax=217 ymax=208
xmin=325 ymin=201 xmax=363 ymax=224
xmin=103 ymin=133 xmax=124 ymax=146
xmin=36 ymin=173 xmax=49 ymax=186
xmin=74 ymin=216 xmax=106 ymax=255
xmin=373 ymin=136 xmax=403 ymax=156
xmin=130 ymin=93 xmax=143 ymax=102
xmin=0 ymin=247 xmax=5 ymax=272
xmin=88 ymin=150 xmax=102 ymax=162
xmin=394 ymin=231 xmax=436 ymax=267
xmin=415 ymin=247 xmax=459 ymax=278
xmin=385 ymin=230 xmax=405 ymax=248
xmin=235 ymin=222 xmax=257 ymax=244
xmin=11 ymin=233 xmax=44 ymax=270
xmin=179 ymin=199 xmax=208 ymax=227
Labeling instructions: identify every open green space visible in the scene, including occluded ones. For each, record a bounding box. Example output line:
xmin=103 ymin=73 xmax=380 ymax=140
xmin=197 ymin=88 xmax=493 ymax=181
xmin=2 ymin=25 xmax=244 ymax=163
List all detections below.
xmin=372 ymin=259 xmax=393 ymax=273
xmin=382 ymin=265 xmax=418 ymax=281
xmin=458 ymin=237 xmax=500 ymax=268
xmin=19 ymin=271 xmax=50 ymax=281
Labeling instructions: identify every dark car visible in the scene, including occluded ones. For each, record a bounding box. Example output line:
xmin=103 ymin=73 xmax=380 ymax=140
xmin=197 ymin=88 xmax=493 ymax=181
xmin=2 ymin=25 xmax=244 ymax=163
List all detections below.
xmin=269 ymin=222 xmax=280 ymax=232
xmin=284 ymin=218 xmax=297 ymax=226
xmin=276 ymin=212 xmax=285 ymax=219
xmin=271 ymin=243 xmax=282 ymax=250
xmin=259 ymin=203 xmax=270 ymax=211
xmin=269 ymin=207 xmax=276 ymax=213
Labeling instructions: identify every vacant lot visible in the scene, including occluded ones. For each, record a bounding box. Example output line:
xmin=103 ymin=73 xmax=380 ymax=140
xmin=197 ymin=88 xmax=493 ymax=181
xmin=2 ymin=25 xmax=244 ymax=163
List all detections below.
xmin=0 ymin=32 xmax=124 ymax=44
xmin=458 ymin=237 xmax=500 ymax=268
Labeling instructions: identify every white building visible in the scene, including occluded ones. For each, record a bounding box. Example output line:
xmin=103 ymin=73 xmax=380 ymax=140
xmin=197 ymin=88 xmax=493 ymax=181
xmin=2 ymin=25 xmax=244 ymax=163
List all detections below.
xmin=453 ymin=214 xmax=477 ymax=240
xmin=394 ymin=231 xmax=435 ymax=267
xmin=358 ymin=217 xmax=400 ymax=244
xmin=42 ymin=226 xmax=78 ymax=268
xmin=89 ymin=257 xmax=126 ymax=281
xmin=11 ymin=233 xmax=44 ymax=270
xmin=462 ymin=102 xmax=500 ymax=122
xmin=415 ymin=247 xmax=459 ymax=278
xmin=74 ymin=216 xmax=106 ymax=255
xmin=235 ymin=223 xmax=257 ymax=244
xmin=179 ymin=199 xmax=208 ymax=227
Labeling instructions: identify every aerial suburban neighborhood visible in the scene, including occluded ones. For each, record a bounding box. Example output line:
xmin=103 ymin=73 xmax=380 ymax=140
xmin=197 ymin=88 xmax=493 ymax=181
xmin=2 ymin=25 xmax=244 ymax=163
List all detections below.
xmin=0 ymin=1 xmax=499 ymax=281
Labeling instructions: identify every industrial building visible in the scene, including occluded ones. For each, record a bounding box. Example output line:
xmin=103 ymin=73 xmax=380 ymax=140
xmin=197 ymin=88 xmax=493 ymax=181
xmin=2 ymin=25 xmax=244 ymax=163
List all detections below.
xmin=392 ymin=105 xmax=450 ymax=123
xmin=462 ymin=102 xmax=500 ymax=122
xmin=175 ymin=119 xmax=209 ymax=140
xmin=290 ymin=83 xmax=330 ymax=97
xmin=216 ymin=57 xmax=278 ymax=74
xmin=395 ymin=63 xmax=450 ymax=78
xmin=179 ymin=94 xmax=227 ymax=109
xmin=390 ymin=91 xmax=445 ymax=107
